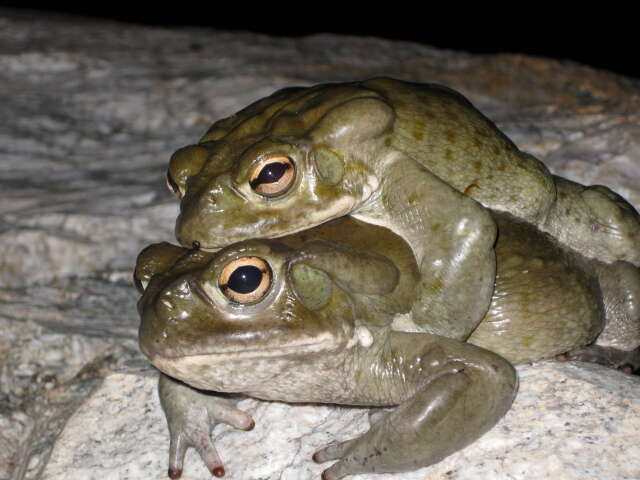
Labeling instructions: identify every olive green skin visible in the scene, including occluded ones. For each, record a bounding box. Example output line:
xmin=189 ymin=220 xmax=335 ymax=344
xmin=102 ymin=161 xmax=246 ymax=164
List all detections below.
xmin=136 ymin=216 xmax=517 ymax=479
xmin=137 ymin=214 xmax=616 ymax=367
xmin=135 ymin=214 xmax=637 ymax=479
xmin=168 ymin=77 xmax=640 ymax=344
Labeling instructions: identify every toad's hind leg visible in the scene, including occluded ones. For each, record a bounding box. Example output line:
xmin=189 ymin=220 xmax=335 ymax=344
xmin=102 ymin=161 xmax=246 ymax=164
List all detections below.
xmin=561 ymin=260 xmax=640 ymax=373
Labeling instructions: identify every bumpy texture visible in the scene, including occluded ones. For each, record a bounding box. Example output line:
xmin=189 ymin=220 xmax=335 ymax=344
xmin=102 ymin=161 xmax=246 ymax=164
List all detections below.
xmin=135 ymin=218 xmax=519 ymax=479
xmin=134 ymin=210 xmax=637 ymax=478
xmin=136 ymin=214 xmax=611 ymax=368
xmin=168 ymin=78 xmax=640 ymax=346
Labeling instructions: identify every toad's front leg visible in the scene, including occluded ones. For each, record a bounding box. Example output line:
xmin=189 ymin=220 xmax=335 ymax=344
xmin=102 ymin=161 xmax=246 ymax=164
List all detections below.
xmin=158 ymin=373 xmax=255 ymax=479
xmin=314 ymin=332 xmax=518 ymax=479
xmin=354 ymin=153 xmax=497 ymax=340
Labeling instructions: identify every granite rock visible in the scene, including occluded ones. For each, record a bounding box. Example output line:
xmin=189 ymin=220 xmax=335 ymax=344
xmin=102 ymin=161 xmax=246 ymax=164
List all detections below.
xmin=42 ymin=363 xmax=640 ymax=480
xmin=1 ymin=7 xmax=639 ymax=480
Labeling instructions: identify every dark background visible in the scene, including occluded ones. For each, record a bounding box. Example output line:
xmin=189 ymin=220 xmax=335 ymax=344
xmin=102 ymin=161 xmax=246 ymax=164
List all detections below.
xmin=1 ymin=3 xmax=638 ymax=80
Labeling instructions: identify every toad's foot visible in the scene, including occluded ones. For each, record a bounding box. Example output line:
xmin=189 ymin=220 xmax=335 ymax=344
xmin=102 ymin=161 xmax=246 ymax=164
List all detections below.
xmin=158 ymin=373 xmax=254 ymax=478
xmin=557 ymin=345 xmax=640 ymax=374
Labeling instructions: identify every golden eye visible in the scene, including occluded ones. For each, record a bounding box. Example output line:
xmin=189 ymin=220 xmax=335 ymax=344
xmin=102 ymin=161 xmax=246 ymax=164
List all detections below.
xmin=218 ymin=257 xmax=272 ymax=304
xmin=249 ymin=156 xmax=295 ymax=197
xmin=166 ymin=171 xmax=182 ymax=198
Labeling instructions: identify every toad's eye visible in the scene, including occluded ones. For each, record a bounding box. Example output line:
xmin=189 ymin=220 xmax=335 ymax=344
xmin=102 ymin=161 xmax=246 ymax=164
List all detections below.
xmin=166 ymin=171 xmax=181 ymax=198
xmin=249 ymin=156 xmax=295 ymax=197
xmin=219 ymin=257 xmax=272 ymax=304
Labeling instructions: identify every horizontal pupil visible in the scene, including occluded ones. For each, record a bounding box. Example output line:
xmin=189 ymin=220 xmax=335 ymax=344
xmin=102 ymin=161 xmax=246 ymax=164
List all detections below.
xmin=251 ymin=162 xmax=290 ymax=188
xmin=228 ymin=265 xmax=263 ymax=294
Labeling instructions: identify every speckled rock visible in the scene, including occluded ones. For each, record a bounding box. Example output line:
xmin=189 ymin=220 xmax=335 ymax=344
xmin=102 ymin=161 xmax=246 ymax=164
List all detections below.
xmin=42 ymin=363 xmax=640 ymax=480
xmin=1 ymin=7 xmax=639 ymax=480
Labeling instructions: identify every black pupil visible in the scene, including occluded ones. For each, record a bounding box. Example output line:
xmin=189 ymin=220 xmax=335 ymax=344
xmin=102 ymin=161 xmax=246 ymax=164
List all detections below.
xmin=252 ymin=162 xmax=289 ymax=187
xmin=228 ymin=265 xmax=263 ymax=294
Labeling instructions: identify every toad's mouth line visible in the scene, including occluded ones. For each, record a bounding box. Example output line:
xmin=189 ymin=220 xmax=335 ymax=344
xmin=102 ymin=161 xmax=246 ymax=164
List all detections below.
xmin=196 ymin=224 xmax=323 ymax=252
xmin=194 ymin=197 xmax=359 ymax=251
xmin=146 ymin=335 xmax=339 ymax=363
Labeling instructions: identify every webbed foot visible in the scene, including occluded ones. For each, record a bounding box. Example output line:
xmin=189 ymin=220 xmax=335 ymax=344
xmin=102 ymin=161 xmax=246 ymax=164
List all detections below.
xmin=158 ymin=373 xmax=255 ymax=478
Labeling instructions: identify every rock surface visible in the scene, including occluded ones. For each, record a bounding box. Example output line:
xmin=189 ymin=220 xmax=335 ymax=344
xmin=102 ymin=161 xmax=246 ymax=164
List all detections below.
xmin=1 ymin=7 xmax=639 ymax=480
xmin=41 ymin=363 xmax=640 ymax=480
